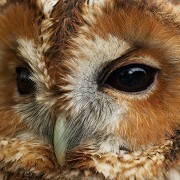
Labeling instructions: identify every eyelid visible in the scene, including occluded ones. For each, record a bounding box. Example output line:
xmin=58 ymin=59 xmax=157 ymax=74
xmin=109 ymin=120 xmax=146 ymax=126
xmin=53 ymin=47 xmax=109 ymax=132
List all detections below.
xmin=16 ymin=67 xmax=36 ymax=95
xmin=98 ymin=48 xmax=137 ymax=84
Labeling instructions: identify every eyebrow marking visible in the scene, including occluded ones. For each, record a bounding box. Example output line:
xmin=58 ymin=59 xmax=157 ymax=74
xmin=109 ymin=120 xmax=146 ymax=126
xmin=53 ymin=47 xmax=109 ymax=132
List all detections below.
xmin=17 ymin=38 xmax=38 ymax=69
xmin=17 ymin=38 xmax=52 ymax=89
xmin=36 ymin=0 xmax=59 ymax=17
xmin=98 ymin=48 xmax=138 ymax=84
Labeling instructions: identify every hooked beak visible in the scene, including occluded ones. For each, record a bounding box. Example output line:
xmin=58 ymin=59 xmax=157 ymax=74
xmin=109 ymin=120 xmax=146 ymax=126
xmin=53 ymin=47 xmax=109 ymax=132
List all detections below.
xmin=53 ymin=114 xmax=68 ymax=166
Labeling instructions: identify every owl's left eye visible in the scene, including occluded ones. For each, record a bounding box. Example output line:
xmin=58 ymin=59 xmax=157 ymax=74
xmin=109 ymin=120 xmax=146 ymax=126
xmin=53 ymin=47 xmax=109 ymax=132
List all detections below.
xmin=16 ymin=67 xmax=35 ymax=95
xmin=103 ymin=63 xmax=158 ymax=93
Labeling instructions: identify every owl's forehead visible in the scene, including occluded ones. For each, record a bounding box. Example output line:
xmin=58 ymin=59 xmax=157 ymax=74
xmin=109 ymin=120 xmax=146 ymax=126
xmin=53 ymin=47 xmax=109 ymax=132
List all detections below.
xmin=2 ymin=0 xmax=179 ymax=59
xmin=1 ymin=0 xmax=179 ymax=87
xmin=63 ymin=1 xmax=179 ymax=64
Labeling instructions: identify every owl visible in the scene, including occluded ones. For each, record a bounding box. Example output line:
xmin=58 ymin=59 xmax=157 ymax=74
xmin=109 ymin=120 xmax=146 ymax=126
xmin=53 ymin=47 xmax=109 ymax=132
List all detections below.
xmin=0 ymin=0 xmax=179 ymax=179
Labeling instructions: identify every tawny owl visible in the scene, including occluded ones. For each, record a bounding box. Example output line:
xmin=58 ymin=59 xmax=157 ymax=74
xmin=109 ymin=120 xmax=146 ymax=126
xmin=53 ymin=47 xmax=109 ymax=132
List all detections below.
xmin=0 ymin=0 xmax=179 ymax=179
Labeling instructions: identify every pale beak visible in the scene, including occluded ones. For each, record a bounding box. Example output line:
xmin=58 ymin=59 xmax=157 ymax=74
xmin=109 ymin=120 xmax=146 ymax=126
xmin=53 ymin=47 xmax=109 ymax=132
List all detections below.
xmin=53 ymin=114 xmax=69 ymax=166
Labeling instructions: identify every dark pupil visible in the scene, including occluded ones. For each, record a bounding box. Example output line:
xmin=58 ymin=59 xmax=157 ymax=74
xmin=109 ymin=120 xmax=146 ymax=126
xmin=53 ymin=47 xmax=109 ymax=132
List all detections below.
xmin=104 ymin=64 xmax=157 ymax=92
xmin=16 ymin=67 xmax=35 ymax=95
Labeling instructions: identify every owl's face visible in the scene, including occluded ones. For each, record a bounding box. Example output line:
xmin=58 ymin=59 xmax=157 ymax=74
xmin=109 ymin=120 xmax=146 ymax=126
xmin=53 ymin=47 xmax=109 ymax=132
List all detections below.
xmin=0 ymin=0 xmax=179 ymax=173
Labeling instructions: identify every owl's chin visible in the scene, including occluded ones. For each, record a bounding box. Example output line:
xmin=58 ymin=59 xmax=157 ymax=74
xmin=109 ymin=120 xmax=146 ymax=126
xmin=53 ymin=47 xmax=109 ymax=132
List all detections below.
xmin=53 ymin=114 xmax=131 ymax=166
xmin=53 ymin=130 xmax=179 ymax=179
xmin=53 ymin=115 xmax=177 ymax=168
xmin=53 ymin=114 xmax=151 ymax=168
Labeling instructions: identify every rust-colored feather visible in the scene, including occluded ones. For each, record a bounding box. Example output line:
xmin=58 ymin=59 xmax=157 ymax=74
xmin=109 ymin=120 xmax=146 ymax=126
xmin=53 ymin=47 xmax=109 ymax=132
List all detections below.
xmin=0 ymin=0 xmax=179 ymax=179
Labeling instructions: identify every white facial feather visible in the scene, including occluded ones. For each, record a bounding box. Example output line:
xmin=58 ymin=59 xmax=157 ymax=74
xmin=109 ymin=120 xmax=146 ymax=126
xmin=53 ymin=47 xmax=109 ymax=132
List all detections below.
xmin=168 ymin=169 xmax=180 ymax=180
xmin=17 ymin=39 xmax=38 ymax=70
xmin=36 ymin=0 xmax=60 ymax=17
xmin=0 ymin=0 xmax=6 ymax=6
xmin=35 ymin=1 xmax=59 ymax=89
xmin=17 ymin=38 xmax=57 ymax=110
xmin=62 ymin=34 xmax=130 ymax=115
xmin=86 ymin=0 xmax=106 ymax=6
xmin=17 ymin=38 xmax=51 ymax=89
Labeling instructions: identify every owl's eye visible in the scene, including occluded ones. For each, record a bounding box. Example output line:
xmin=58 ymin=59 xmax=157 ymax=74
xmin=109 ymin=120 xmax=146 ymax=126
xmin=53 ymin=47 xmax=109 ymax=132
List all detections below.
xmin=16 ymin=67 xmax=35 ymax=95
xmin=104 ymin=64 xmax=158 ymax=93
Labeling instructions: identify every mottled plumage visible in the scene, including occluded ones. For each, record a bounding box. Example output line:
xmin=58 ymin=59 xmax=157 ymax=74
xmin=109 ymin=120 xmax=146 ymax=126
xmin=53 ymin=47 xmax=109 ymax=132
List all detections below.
xmin=0 ymin=0 xmax=179 ymax=179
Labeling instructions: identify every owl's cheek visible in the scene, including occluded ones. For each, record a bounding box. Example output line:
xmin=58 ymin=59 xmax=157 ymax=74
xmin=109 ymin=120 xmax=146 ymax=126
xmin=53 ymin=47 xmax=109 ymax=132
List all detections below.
xmin=114 ymin=100 xmax=175 ymax=151
xmin=0 ymin=109 xmax=25 ymax=137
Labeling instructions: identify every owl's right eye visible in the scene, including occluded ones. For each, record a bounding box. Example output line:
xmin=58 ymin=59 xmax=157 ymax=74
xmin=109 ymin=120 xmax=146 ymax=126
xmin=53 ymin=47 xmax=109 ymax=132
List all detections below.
xmin=16 ymin=67 xmax=35 ymax=95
